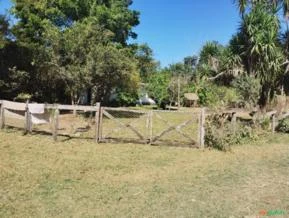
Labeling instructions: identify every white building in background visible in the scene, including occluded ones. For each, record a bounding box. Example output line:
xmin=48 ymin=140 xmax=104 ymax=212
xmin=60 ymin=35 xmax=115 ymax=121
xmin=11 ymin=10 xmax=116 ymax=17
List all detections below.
xmin=137 ymin=93 xmax=156 ymax=105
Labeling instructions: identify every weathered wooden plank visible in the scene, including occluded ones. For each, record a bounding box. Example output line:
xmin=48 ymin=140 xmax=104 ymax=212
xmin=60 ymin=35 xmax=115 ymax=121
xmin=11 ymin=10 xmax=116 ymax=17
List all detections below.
xmin=103 ymin=110 xmax=144 ymax=140
xmin=149 ymin=111 xmax=153 ymax=144
xmin=53 ymin=108 xmax=59 ymax=141
xmin=95 ymin=103 xmax=100 ymax=143
xmin=152 ymin=110 xmax=198 ymax=114
xmin=152 ymin=121 xmax=196 ymax=144
xmin=0 ymin=102 xmax=4 ymax=129
xmin=152 ymin=126 xmax=175 ymax=142
xmin=45 ymin=104 xmax=99 ymax=111
xmin=199 ymin=108 xmax=206 ymax=149
xmin=272 ymin=114 xmax=276 ymax=134
xmin=231 ymin=112 xmax=237 ymax=134
xmin=24 ymin=101 xmax=30 ymax=134
xmin=103 ymin=107 xmax=147 ymax=114
xmin=98 ymin=108 xmax=103 ymax=141
xmin=152 ymin=112 xmax=196 ymax=144
xmin=103 ymin=113 xmax=147 ymax=139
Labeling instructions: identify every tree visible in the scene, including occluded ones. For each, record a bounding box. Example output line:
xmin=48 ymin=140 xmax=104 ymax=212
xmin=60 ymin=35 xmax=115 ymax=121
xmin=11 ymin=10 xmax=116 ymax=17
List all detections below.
xmin=231 ymin=2 xmax=285 ymax=106
xmin=184 ymin=55 xmax=198 ymax=69
xmin=4 ymin=0 xmax=142 ymax=104
xmin=199 ymin=41 xmax=224 ymax=67
xmin=234 ymin=0 xmax=289 ymax=18
xmin=0 ymin=15 xmax=9 ymax=48
xmin=87 ymin=45 xmax=140 ymax=104
xmin=196 ymin=41 xmax=242 ymax=83
xmin=146 ymin=71 xmax=171 ymax=109
xmin=11 ymin=0 xmax=139 ymax=45
xmin=133 ymin=43 xmax=158 ymax=82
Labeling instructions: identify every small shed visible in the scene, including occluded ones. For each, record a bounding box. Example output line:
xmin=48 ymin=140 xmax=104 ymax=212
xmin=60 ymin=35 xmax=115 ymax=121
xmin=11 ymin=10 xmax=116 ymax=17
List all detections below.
xmin=184 ymin=93 xmax=199 ymax=107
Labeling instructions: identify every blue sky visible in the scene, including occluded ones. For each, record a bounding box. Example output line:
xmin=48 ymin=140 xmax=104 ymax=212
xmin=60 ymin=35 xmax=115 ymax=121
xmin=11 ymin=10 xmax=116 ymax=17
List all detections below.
xmin=0 ymin=0 xmax=12 ymax=15
xmin=0 ymin=0 xmax=241 ymax=67
xmin=130 ymin=0 xmax=240 ymax=66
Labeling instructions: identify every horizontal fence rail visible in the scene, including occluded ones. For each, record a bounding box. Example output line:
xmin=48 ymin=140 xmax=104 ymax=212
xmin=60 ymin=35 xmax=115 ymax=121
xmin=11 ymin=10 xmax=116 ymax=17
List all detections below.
xmin=0 ymin=100 xmax=101 ymax=142
xmin=2 ymin=99 xmax=288 ymax=148
xmin=0 ymin=100 xmax=206 ymax=147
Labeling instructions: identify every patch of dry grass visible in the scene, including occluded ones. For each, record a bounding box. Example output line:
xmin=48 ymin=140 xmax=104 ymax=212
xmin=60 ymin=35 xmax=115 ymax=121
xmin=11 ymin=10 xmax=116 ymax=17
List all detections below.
xmin=0 ymin=130 xmax=289 ymax=217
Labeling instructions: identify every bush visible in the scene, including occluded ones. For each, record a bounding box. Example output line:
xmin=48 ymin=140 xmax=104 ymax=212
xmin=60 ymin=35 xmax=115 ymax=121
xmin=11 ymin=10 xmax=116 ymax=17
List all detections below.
xmin=232 ymin=75 xmax=261 ymax=108
xmin=109 ymin=90 xmax=138 ymax=107
xmin=14 ymin=93 xmax=32 ymax=102
xmin=259 ymin=117 xmax=271 ymax=131
xmin=276 ymin=117 xmax=289 ymax=133
xmin=195 ymin=84 xmax=240 ymax=108
xmin=205 ymin=116 xmax=257 ymax=151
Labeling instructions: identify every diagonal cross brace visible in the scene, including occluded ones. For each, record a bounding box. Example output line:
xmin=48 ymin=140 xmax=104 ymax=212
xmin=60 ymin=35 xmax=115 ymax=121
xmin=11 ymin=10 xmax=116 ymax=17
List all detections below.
xmin=103 ymin=110 xmax=145 ymax=140
xmin=152 ymin=113 xmax=197 ymax=144
xmin=104 ymin=113 xmax=147 ymax=139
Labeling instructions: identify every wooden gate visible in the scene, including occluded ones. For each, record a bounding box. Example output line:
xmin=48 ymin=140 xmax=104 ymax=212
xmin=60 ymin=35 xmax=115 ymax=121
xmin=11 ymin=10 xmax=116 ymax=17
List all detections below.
xmin=150 ymin=110 xmax=201 ymax=147
xmin=99 ymin=107 xmax=149 ymax=143
xmin=99 ymin=108 xmax=205 ymax=147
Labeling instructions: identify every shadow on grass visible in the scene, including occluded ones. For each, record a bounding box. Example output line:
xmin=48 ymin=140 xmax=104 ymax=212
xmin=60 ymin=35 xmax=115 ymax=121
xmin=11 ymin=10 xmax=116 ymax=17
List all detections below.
xmin=100 ymin=137 xmax=199 ymax=148
xmin=2 ymin=126 xmax=199 ymax=148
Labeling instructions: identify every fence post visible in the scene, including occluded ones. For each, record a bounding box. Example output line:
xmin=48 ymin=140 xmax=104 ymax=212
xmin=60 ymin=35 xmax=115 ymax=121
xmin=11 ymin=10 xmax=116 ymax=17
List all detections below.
xmin=98 ymin=107 xmax=103 ymax=141
xmin=53 ymin=106 xmax=59 ymax=141
xmin=73 ymin=103 xmax=77 ymax=116
xmin=231 ymin=112 xmax=237 ymax=134
xmin=95 ymin=103 xmax=100 ymax=143
xmin=199 ymin=108 xmax=205 ymax=149
xmin=28 ymin=111 xmax=32 ymax=133
xmin=24 ymin=100 xmax=31 ymax=134
xmin=0 ymin=101 xmax=4 ymax=129
xmin=149 ymin=110 xmax=153 ymax=145
xmin=272 ymin=114 xmax=276 ymax=133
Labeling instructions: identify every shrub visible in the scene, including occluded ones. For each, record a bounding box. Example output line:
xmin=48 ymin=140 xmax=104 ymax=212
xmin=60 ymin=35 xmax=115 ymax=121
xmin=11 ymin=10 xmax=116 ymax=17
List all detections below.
xmin=195 ymin=84 xmax=240 ymax=108
xmin=259 ymin=117 xmax=271 ymax=131
xmin=14 ymin=93 xmax=32 ymax=102
xmin=232 ymin=75 xmax=261 ymax=108
xmin=205 ymin=116 xmax=257 ymax=151
xmin=109 ymin=90 xmax=138 ymax=107
xmin=276 ymin=117 xmax=289 ymax=133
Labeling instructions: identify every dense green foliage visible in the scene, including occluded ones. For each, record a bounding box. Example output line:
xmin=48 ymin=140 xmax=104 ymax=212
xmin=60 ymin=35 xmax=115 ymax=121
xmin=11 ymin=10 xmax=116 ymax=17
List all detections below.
xmin=276 ymin=117 xmax=289 ymax=133
xmin=205 ymin=116 xmax=258 ymax=151
xmin=1 ymin=0 xmax=289 ymax=109
xmin=0 ymin=0 xmax=157 ymax=105
xmin=232 ymin=75 xmax=261 ymax=108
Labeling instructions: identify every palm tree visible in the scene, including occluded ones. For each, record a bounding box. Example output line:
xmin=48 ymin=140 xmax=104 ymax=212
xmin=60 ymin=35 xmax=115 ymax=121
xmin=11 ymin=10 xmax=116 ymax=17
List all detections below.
xmin=233 ymin=2 xmax=285 ymax=106
xmin=234 ymin=0 xmax=289 ymax=18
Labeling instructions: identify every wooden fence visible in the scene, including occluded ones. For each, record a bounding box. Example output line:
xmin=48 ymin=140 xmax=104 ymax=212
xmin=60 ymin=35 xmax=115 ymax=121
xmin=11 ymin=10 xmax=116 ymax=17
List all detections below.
xmin=99 ymin=107 xmax=205 ymax=147
xmin=0 ymin=100 xmax=101 ymax=142
xmin=2 ymin=100 xmax=286 ymax=148
xmin=0 ymin=100 xmax=206 ymax=148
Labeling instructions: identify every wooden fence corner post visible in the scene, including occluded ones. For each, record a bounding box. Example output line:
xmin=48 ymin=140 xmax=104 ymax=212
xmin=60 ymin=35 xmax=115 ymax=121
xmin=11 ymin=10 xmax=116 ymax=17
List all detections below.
xmin=95 ymin=103 xmax=100 ymax=143
xmin=53 ymin=105 xmax=59 ymax=142
xmin=24 ymin=100 xmax=30 ymax=134
xmin=0 ymin=101 xmax=4 ymax=129
xmin=199 ymin=108 xmax=206 ymax=149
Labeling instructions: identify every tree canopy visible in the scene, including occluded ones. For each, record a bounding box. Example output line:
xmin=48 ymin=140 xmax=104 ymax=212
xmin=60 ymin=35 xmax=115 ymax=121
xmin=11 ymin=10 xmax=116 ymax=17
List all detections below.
xmin=0 ymin=0 xmax=155 ymax=105
xmin=1 ymin=0 xmax=289 ymax=109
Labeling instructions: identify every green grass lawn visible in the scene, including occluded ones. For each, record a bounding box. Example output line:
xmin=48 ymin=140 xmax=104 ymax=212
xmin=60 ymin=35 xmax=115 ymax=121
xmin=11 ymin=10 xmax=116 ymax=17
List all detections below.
xmin=0 ymin=129 xmax=289 ymax=218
